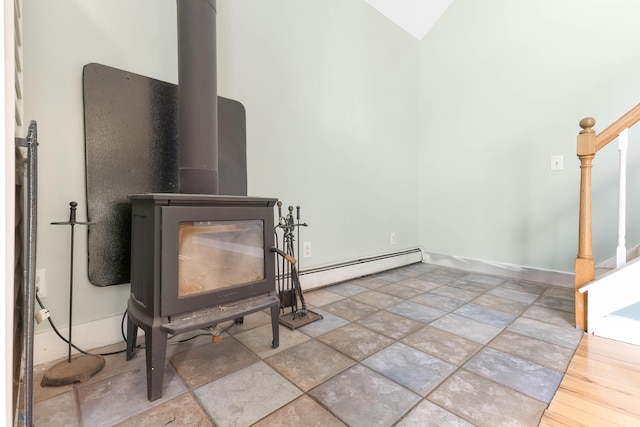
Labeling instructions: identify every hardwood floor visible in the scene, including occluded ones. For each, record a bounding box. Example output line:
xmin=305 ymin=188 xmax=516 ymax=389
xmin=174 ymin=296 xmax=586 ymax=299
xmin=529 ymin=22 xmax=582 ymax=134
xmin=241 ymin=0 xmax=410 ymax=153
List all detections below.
xmin=540 ymin=333 xmax=640 ymax=426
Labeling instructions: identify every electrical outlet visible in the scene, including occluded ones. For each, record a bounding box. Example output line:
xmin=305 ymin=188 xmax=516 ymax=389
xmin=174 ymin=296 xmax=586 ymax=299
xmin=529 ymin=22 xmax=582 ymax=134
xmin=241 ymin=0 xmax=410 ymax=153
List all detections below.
xmin=303 ymin=242 xmax=312 ymax=258
xmin=390 ymin=232 xmax=397 ymax=245
xmin=36 ymin=268 xmax=47 ymax=298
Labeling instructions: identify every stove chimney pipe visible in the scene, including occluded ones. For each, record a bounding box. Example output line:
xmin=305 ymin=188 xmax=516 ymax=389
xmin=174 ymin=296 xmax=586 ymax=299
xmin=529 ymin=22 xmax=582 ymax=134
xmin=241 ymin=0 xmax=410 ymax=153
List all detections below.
xmin=177 ymin=0 xmax=218 ymax=194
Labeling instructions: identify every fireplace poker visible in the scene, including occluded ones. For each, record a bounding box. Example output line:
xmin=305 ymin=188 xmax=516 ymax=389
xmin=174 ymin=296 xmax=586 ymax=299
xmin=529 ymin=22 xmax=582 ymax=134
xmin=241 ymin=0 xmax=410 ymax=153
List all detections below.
xmin=275 ymin=202 xmax=286 ymax=307
xmin=270 ymin=246 xmax=296 ymax=265
xmin=270 ymin=246 xmax=306 ymax=318
xmin=275 ymin=204 xmax=296 ymax=311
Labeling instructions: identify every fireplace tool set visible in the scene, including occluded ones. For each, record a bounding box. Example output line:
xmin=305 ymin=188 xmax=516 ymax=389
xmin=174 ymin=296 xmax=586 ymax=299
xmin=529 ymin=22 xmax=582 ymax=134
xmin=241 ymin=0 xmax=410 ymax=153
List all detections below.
xmin=272 ymin=202 xmax=322 ymax=329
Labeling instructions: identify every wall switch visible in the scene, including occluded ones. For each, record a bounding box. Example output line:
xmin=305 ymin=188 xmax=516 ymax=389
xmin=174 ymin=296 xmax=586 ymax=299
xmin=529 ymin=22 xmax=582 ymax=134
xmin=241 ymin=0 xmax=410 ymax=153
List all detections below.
xmin=303 ymin=242 xmax=312 ymax=258
xmin=36 ymin=268 xmax=47 ymax=298
xmin=390 ymin=232 xmax=397 ymax=245
xmin=551 ymin=155 xmax=563 ymax=171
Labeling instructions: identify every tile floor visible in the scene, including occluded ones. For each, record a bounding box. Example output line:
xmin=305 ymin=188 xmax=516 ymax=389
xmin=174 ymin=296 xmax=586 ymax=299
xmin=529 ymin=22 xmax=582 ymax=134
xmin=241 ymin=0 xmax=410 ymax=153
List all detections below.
xmin=32 ymin=263 xmax=583 ymax=427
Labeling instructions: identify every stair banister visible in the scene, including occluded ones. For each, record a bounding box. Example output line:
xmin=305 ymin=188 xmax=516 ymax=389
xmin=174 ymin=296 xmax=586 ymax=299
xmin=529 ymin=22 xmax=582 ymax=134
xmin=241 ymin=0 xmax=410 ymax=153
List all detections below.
xmin=595 ymin=103 xmax=640 ymax=151
xmin=575 ymin=118 xmax=596 ymax=331
xmin=575 ymin=102 xmax=640 ymax=331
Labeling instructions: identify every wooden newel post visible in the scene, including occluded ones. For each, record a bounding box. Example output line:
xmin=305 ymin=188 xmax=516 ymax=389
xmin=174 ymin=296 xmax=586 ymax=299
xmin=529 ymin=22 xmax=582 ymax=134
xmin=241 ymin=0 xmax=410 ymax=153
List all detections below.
xmin=575 ymin=117 xmax=596 ymax=331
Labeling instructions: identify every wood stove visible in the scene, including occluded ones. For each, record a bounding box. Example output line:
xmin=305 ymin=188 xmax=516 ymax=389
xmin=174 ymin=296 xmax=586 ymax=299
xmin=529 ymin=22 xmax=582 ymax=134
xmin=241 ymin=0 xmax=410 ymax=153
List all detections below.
xmin=124 ymin=0 xmax=280 ymax=401
xmin=125 ymin=193 xmax=279 ymax=401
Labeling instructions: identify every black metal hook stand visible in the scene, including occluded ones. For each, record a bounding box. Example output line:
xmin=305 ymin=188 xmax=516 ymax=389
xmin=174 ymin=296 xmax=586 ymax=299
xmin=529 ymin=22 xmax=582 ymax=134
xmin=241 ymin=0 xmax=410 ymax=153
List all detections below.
xmin=41 ymin=202 xmax=105 ymax=386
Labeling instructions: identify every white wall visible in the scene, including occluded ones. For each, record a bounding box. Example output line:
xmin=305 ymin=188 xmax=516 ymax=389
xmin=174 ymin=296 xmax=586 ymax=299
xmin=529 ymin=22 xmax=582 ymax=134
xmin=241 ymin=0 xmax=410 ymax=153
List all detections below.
xmin=27 ymin=0 xmax=639 ymax=361
xmin=418 ymin=0 xmax=640 ymax=272
xmin=23 ymin=0 xmax=420 ymax=357
xmin=216 ymin=0 xmax=420 ymax=265
xmin=23 ymin=0 xmax=177 ymax=349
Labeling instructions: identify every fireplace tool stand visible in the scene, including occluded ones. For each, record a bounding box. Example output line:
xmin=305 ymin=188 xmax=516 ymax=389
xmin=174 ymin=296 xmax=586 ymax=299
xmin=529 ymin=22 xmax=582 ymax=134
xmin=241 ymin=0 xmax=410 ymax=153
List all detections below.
xmin=42 ymin=202 xmax=105 ymax=386
xmin=272 ymin=202 xmax=322 ymax=329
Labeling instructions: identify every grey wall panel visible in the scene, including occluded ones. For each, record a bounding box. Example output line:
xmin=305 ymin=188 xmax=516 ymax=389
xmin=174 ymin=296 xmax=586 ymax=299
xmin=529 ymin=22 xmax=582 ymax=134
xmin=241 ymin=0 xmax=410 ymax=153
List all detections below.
xmin=83 ymin=63 xmax=247 ymax=286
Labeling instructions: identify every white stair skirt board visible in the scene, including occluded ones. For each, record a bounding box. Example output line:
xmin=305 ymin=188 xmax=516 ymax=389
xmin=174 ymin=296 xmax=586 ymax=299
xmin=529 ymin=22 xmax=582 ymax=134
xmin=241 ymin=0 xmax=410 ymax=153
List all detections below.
xmin=421 ymin=251 xmax=574 ymax=288
xmin=34 ymin=248 xmax=423 ymax=365
xmin=580 ymin=257 xmax=640 ymax=328
xmin=298 ymin=248 xmax=423 ymax=291
xmin=589 ymin=315 xmax=640 ymax=346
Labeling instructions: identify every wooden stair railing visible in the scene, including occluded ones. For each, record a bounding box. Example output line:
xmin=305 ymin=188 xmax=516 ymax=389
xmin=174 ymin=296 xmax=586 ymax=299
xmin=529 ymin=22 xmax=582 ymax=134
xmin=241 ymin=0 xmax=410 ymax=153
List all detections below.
xmin=575 ymin=103 xmax=640 ymax=330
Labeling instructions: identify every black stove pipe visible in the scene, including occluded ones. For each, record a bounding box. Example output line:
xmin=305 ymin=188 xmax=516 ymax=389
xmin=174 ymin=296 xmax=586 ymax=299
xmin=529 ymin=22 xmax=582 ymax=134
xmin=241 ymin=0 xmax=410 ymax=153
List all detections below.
xmin=177 ymin=0 xmax=218 ymax=194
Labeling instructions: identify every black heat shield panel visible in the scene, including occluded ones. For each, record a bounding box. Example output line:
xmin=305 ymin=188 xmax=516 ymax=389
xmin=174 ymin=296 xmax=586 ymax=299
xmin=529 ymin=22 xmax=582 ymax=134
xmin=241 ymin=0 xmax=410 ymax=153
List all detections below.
xmin=83 ymin=63 xmax=247 ymax=286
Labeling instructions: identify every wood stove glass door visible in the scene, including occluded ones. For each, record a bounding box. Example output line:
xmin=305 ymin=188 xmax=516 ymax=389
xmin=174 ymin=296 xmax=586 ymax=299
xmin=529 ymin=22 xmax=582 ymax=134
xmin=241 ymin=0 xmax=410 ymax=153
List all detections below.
xmin=178 ymin=220 xmax=264 ymax=297
xmin=160 ymin=204 xmax=275 ymax=316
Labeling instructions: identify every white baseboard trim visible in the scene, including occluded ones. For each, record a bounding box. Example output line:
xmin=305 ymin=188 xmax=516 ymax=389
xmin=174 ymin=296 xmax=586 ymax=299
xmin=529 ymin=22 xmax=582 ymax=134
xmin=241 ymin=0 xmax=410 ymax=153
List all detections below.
xmin=299 ymin=248 xmax=423 ymax=290
xmin=35 ymin=248 xmax=568 ymax=365
xmin=35 ymin=248 xmax=423 ymax=365
xmin=421 ymin=251 xmax=574 ymax=288
xmin=34 ymin=313 xmax=133 ymax=366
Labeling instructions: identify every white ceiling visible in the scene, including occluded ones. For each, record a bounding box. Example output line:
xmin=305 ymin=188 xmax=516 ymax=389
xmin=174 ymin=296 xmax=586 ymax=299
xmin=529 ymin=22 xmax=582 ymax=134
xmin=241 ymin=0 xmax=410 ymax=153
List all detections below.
xmin=363 ymin=0 xmax=454 ymax=40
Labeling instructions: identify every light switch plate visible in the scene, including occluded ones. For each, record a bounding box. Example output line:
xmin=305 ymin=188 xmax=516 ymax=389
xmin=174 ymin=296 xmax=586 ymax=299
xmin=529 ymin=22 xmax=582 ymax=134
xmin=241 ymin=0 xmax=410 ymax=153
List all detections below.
xmin=551 ymin=155 xmax=563 ymax=171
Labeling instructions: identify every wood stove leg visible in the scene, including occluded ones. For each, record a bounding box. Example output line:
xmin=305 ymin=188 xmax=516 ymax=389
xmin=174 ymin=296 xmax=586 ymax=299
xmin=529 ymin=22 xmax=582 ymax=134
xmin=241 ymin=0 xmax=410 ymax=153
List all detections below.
xmin=125 ymin=316 xmax=138 ymax=361
xmin=145 ymin=326 xmax=168 ymax=401
xmin=270 ymin=303 xmax=279 ymax=349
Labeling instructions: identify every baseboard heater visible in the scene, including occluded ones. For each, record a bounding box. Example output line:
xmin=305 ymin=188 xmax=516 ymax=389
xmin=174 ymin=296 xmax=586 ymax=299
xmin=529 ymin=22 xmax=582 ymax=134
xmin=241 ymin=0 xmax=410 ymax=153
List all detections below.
xmin=296 ymin=248 xmax=423 ymax=291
